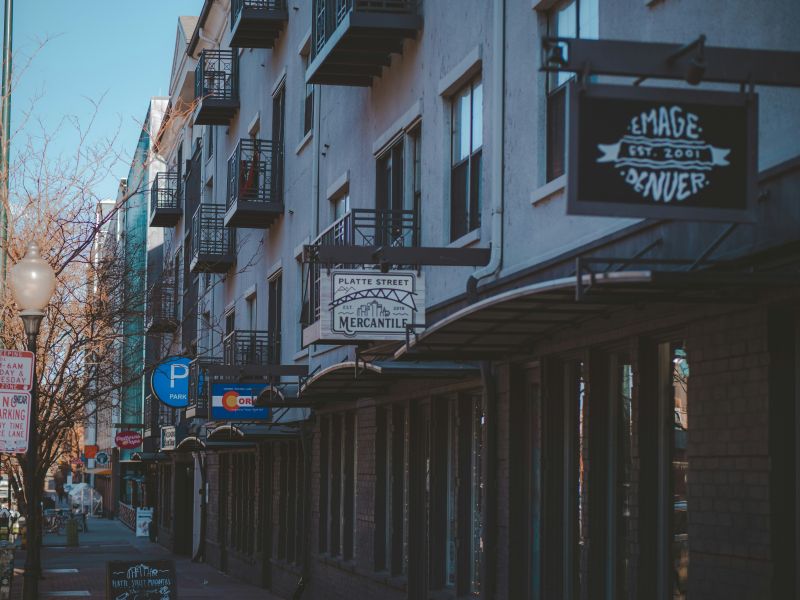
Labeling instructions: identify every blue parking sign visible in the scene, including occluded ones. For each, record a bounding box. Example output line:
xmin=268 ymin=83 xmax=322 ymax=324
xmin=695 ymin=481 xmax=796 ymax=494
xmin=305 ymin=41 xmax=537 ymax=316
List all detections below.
xmin=150 ymin=356 xmax=192 ymax=408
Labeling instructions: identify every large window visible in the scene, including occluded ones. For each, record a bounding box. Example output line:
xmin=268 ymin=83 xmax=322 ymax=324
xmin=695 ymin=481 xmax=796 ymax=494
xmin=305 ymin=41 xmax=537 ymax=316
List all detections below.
xmin=277 ymin=440 xmax=305 ymax=564
xmin=450 ymin=77 xmax=483 ymax=241
xmin=272 ymin=83 xmax=286 ymax=198
xmin=229 ymin=451 xmax=256 ymax=555
xmin=319 ymin=413 xmax=357 ymax=560
xmin=375 ymin=404 xmax=409 ymax=575
xmin=545 ymin=0 xmax=598 ymax=181
xmin=268 ymin=272 xmax=282 ymax=361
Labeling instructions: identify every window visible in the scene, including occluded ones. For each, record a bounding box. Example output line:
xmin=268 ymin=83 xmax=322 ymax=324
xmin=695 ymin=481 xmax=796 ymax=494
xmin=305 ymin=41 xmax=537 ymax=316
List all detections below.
xmin=333 ymin=193 xmax=350 ymax=222
xmin=450 ymin=78 xmax=483 ymax=241
xmin=377 ymin=139 xmax=405 ymax=246
xmin=319 ymin=412 xmax=357 ymax=559
xmin=229 ymin=451 xmax=256 ymax=555
xmin=277 ymin=440 xmax=305 ymax=564
xmin=272 ymin=84 xmax=286 ymax=197
xmin=410 ymin=124 xmax=422 ymax=232
xmin=612 ymin=355 xmax=636 ymax=599
xmin=205 ymin=126 xmax=214 ymax=160
xmin=661 ymin=342 xmax=689 ymax=600
xmin=375 ymin=404 xmax=409 ymax=575
xmin=545 ymin=0 xmax=598 ymax=181
xmin=200 ymin=311 xmax=212 ymax=355
xmin=442 ymin=393 xmax=485 ymax=594
xmin=225 ymin=309 xmax=236 ymax=336
xmin=246 ymin=294 xmax=257 ymax=331
xmin=268 ymin=272 xmax=282 ymax=362
xmin=301 ymin=56 xmax=314 ymax=137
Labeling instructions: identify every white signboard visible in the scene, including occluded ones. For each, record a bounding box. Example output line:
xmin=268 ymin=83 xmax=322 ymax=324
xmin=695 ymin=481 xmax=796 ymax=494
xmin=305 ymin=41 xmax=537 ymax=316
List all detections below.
xmin=135 ymin=507 xmax=153 ymax=538
xmin=160 ymin=426 xmax=176 ymax=451
xmin=311 ymin=269 xmax=425 ymax=344
xmin=0 ymin=350 xmax=34 ymax=392
xmin=0 ymin=392 xmax=31 ymax=454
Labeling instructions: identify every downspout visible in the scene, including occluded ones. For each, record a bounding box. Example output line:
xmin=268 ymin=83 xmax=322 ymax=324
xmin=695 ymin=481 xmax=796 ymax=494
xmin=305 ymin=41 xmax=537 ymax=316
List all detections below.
xmin=311 ymin=85 xmax=321 ymax=238
xmin=467 ymin=0 xmax=505 ymax=301
xmin=480 ymin=361 xmax=498 ymax=600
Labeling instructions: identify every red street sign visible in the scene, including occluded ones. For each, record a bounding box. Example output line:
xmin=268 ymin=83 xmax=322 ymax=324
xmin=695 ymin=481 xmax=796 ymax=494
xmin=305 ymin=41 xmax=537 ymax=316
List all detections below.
xmin=115 ymin=431 xmax=142 ymax=450
xmin=84 ymin=444 xmax=99 ymax=458
xmin=0 ymin=392 xmax=31 ymax=454
xmin=0 ymin=350 xmax=34 ymax=392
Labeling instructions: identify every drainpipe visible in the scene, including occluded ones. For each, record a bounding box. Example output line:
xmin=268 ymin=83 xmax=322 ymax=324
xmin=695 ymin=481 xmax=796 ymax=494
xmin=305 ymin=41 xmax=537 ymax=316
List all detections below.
xmin=310 ymin=85 xmax=321 ymax=238
xmin=467 ymin=0 xmax=506 ymax=301
xmin=480 ymin=360 xmax=498 ymax=600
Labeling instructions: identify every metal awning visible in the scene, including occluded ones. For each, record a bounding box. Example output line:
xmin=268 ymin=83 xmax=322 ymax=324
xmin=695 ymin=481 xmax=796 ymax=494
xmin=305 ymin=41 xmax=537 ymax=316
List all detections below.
xmin=130 ymin=452 xmax=168 ymax=462
xmin=396 ymin=270 xmax=799 ymax=360
xmin=299 ymin=360 xmax=479 ymax=403
xmin=206 ymin=423 xmax=301 ymax=441
xmin=174 ymin=435 xmax=206 ymax=451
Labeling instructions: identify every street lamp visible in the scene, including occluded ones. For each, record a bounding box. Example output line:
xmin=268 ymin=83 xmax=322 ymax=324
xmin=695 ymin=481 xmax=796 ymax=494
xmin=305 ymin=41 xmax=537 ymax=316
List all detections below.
xmin=9 ymin=240 xmax=56 ymax=600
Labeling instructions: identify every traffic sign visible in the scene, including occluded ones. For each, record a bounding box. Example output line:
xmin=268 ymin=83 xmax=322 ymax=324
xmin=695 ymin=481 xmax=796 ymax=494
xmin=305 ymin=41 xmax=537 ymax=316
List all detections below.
xmin=150 ymin=356 xmax=192 ymax=409
xmin=0 ymin=350 xmax=34 ymax=392
xmin=0 ymin=392 xmax=31 ymax=454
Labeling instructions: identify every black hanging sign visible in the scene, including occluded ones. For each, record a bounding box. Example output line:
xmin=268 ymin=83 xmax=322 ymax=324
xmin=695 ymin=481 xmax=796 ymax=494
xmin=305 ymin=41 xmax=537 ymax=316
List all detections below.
xmin=567 ymin=83 xmax=758 ymax=222
xmin=106 ymin=560 xmax=177 ymax=599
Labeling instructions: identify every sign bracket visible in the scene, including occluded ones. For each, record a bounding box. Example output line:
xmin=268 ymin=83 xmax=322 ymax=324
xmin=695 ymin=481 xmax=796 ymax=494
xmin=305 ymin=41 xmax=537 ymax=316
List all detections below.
xmin=542 ymin=36 xmax=800 ymax=88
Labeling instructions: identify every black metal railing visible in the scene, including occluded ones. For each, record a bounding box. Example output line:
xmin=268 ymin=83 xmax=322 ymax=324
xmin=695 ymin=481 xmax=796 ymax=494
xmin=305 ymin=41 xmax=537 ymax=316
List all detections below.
xmin=144 ymin=394 xmax=155 ymax=436
xmin=227 ymin=139 xmax=282 ymax=209
xmin=304 ymin=207 xmax=418 ymax=325
xmin=232 ymin=0 xmax=287 ymax=26
xmin=151 ymin=171 xmax=180 ymax=213
xmin=223 ymin=330 xmax=280 ymax=366
xmin=145 ymin=280 xmax=176 ymax=331
xmin=192 ymin=204 xmax=236 ymax=259
xmin=195 ymin=49 xmax=238 ymax=102
xmin=313 ymin=0 xmax=416 ymax=56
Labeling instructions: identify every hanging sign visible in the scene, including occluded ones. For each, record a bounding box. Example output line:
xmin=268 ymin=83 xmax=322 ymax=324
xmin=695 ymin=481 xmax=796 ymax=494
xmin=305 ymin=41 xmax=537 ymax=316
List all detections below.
xmin=115 ymin=431 xmax=142 ymax=450
xmin=0 ymin=393 xmax=31 ymax=454
xmin=306 ymin=269 xmax=425 ymax=345
xmin=160 ymin=426 xmax=176 ymax=451
xmin=150 ymin=356 xmax=192 ymax=408
xmin=135 ymin=507 xmax=153 ymax=538
xmin=567 ymin=83 xmax=757 ymax=222
xmin=106 ymin=560 xmax=177 ymax=600
xmin=211 ymin=383 xmax=270 ymax=420
xmin=0 ymin=350 xmax=34 ymax=392
xmin=95 ymin=452 xmax=110 ymax=467
xmin=84 ymin=445 xmax=99 ymax=459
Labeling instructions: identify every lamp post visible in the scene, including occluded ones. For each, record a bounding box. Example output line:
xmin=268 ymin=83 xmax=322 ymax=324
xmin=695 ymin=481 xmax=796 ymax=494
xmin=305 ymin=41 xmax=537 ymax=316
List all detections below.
xmin=9 ymin=241 xmax=56 ymax=600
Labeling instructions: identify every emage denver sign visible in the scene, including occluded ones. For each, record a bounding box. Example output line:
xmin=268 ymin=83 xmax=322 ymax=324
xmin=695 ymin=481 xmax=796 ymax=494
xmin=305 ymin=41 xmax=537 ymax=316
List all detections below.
xmin=567 ymin=84 xmax=757 ymax=222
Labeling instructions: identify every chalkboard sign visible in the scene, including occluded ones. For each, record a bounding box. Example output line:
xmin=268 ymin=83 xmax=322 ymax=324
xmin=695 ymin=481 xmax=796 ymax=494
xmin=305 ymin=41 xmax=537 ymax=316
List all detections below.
xmin=566 ymin=83 xmax=757 ymax=222
xmin=106 ymin=560 xmax=177 ymax=599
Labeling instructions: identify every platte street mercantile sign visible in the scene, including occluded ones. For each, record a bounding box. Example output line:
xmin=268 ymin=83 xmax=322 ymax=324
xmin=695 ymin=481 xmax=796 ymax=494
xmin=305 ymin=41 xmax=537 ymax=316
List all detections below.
xmin=319 ymin=269 xmax=425 ymax=342
xmin=567 ymin=83 xmax=758 ymax=222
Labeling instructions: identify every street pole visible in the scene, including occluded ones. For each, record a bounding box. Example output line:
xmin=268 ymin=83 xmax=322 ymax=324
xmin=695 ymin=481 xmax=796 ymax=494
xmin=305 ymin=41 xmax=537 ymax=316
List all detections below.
xmin=21 ymin=312 xmax=41 ymax=600
xmin=0 ymin=0 xmax=12 ymax=294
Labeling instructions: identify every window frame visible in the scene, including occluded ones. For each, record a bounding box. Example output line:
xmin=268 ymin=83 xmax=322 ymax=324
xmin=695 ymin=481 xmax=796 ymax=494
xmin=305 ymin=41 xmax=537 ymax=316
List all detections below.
xmin=449 ymin=77 xmax=483 ymax=242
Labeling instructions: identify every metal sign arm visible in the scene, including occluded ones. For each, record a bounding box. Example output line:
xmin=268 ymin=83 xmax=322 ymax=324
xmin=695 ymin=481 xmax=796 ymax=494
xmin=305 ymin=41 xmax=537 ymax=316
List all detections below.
xmin=542 ymin=37 xmax=800 ymax=88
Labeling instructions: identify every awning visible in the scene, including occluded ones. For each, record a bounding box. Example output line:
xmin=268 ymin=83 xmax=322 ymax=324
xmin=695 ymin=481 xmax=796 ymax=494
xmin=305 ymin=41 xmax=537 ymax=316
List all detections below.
xmin=299 ymin=360 xmax=479 ymax=403
xmin=174 ymin=435 xmax=206 ymax=451
xmin=395 ymin=270 xmax=798 ymax=360
xmin=207 ymin=423 xmax=301 ymax=441
xmin=130 ymin=452 xmax=168 ymax=462
xmin=87 ymin=468 xmax=111 ymax=476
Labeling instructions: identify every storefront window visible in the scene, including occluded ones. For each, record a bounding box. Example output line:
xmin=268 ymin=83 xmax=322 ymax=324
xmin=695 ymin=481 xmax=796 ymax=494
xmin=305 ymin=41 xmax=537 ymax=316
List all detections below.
xmin=445 ymin=400 xmax=458 ymax=588
xmin=576 ymin=363 xmax=588 ymax=600
xmin=617 ymin=358 xmax=635 ymax=599
xmin=670 ymin=345 xmax=689 ymax=599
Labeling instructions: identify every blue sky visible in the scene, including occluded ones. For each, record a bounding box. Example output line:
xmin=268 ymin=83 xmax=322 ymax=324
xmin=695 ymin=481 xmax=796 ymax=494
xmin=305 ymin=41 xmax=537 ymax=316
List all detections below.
xmin=8 ymin=0 xmax=200 ymax=200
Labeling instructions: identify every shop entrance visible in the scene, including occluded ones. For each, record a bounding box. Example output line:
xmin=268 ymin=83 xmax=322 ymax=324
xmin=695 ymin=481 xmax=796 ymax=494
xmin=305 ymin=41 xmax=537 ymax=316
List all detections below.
xmin=173 ymin=462 xmax=194 ymax=555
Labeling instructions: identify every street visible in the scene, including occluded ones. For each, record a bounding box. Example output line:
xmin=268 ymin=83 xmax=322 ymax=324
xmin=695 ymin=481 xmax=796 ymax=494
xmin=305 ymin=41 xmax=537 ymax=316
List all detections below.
xmin=10 ymin=518 xmax=278 ymax=599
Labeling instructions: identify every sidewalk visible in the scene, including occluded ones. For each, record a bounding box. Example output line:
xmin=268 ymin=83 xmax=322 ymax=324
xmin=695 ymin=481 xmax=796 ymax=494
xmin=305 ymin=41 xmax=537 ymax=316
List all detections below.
xmin=10 ymin=517 xmax=281 ymax=599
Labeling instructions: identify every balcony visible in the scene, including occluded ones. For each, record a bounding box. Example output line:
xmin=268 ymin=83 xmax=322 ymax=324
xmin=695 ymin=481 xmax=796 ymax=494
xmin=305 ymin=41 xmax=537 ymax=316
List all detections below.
xmin=190 ymin=204 xmax=236 ymax=274
xmin=194 ymin=49 xmax=239 ymax=125
xmin=224 ymin=330 xmax=281 ymax=368
xmin=149 ymin=172 xmax=182 ymax=227
xmin=304 ymin=207 xmax=418 ymax=327
xmin=230 ymin=0 xmax=288 ymax=49
xmin=145 ymin=280 xmax=177 ymax=334
xmin=186 ymin=357 xmax=216 ymax=420
xmin=225 ymin=139 xmax=284 ymax=229
xmin=307 ymin=0 xmax=422 ymax=86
